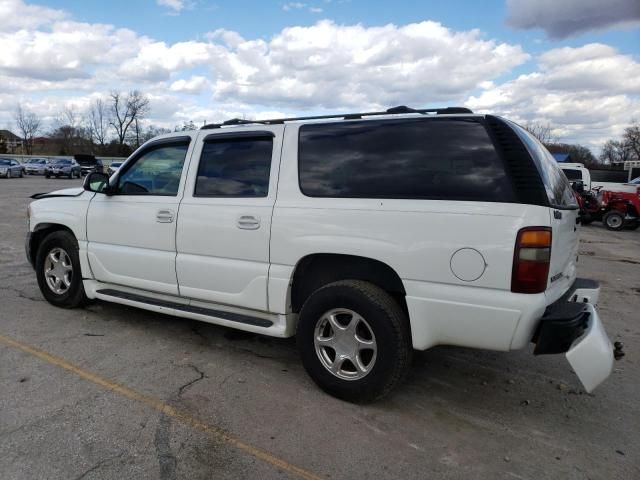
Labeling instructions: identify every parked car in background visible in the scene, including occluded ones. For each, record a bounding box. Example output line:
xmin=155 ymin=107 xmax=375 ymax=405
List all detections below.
xmin=74 ymin=154 xmax=104 ymax=176
xmin=107 ymin=161 xmax=124 ymax=176
xmin=24 ymin=158 xmax=52 ymax=175
xmin=0 ymin=158 xmax=24 ymax=178
xmin=26 ymin=106 xmax=620 ymax=402
xmin=44 ymin=159 xmax=82 ymax=179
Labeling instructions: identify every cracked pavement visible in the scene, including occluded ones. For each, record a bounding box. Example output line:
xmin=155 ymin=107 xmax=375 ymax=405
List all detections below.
xmin=1 ymin=176 xmax=639 ymax=479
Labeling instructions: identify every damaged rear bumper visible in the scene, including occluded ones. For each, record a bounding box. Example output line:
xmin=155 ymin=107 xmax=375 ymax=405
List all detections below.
xmin=534 ymin=279 xmax=618 ymax=392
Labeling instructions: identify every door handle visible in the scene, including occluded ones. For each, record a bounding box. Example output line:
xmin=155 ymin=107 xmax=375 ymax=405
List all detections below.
xmin=156 ymin=209 xmax=174 ymax=223
xmin=237 ymin=215 xmax=260 ymax=230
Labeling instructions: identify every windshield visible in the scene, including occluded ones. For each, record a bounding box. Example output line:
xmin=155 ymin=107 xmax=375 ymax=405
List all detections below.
xmin=629 ymin=176 xmax=640 ymax=185
xmin=0 ymin=159 xmax=11 ymax=165
xmin=53 ymin=160 xmax=72 ymax=165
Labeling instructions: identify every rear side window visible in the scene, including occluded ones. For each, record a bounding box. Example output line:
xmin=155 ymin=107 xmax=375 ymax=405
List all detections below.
xmin=508 ymin=122 xmax=577 ymax=209
xmin=561 ymin=169 xmax=582 ymax=181
xmin=195 ymin=137 xmax=273 ymax=197
xmin=298 ymin=118 xmax=515 ymax=202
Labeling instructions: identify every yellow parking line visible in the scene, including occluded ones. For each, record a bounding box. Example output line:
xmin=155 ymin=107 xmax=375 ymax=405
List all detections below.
xmin=0 ymin=333 xmax=323 ymax=480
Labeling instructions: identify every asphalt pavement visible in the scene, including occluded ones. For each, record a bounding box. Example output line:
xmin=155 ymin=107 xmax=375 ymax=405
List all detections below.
xmin=1 ymin=176 xmax=638 ymax=479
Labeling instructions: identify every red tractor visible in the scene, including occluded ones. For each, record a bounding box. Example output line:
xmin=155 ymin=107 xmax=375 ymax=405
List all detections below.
xmin=574 ymin=184 xmax=640 ymax=231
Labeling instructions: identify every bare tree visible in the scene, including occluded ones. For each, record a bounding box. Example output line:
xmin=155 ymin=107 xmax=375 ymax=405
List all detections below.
xmin=109 ymin=90 xmax=150 ymax=149
xmin=52 ymin=106 xmax=82 ymax=154
xmin=14 ymin=103 xmax=41 ymax=155
xmin=600 ymin=140 xmax=632 ymax=164
xmin=88 ymin=98 xmax=109 ymax=148
xmin=622 ymin=121 xmax=640 ymax=160
xmin=523 ymin=121 xmax=557 ymax=145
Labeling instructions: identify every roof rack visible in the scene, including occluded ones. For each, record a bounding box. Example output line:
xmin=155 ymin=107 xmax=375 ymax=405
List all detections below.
xmin=201 ymin=105 xmax=473 ymax=129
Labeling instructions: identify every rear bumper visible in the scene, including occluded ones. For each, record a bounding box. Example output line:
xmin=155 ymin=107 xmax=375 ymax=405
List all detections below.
xmin=533 ymin=279 xmax=615 ymax=392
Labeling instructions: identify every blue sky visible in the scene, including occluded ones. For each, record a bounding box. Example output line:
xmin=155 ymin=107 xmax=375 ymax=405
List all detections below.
xmin=1 ymin=0 xmax=639 ymax=150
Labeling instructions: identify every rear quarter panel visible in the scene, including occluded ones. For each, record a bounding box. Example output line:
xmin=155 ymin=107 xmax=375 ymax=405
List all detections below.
xmin=271 ymin=123 xmax=552 ymax=350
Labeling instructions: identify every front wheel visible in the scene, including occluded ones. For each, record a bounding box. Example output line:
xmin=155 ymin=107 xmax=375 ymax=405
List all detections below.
xmin=297 ymin=280 xmax=412 ymax=402
xmin=35 ymin=231 xmax=87 ymax=308
xmin=603 ymin=210 xmax=625 ymax=231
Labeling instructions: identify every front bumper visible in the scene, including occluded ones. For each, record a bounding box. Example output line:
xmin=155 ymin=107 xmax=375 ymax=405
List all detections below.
xmin=533 ymin=279 xmax=616 ymax=392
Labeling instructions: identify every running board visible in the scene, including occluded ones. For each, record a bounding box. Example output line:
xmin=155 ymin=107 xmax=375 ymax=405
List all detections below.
xmin=95 ymin=289 xmax=274 ymax=328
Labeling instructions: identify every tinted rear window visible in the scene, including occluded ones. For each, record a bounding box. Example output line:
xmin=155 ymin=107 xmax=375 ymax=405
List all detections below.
xmin=298 ymin=118 xmax=515 ymax=202
xmin=561 ymin=168 xmax=582 ymax=181
xmin=195 ymin=137 xmax=273 ymax=197
xmin=507 ymin=121 xmax=577 ymax=209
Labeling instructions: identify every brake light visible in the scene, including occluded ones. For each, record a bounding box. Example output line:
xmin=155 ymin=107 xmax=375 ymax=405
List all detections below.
xmin=511 ymin=227 xmax=552 ymax=294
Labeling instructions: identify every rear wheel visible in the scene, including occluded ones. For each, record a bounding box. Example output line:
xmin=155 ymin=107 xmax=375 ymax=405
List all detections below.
xmin=35 ymin=231 xmax=87 ymax=308
xmin=603 ymin=211 xmax=625 ymax=231
xmin=296 ymin=280 xmax=412 ymax=402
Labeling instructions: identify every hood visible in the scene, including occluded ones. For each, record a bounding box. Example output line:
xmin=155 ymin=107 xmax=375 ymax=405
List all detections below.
xmin=31 ymin=187 xmax=85 ymax=199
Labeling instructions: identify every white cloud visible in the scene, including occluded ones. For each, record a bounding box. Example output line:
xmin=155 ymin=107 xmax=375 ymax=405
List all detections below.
xmin=466 ymin=43 xmax=640 ymax=149
xmin=169 ymin=75 xmax=210 ymax=94
xmin=157 ymin=0 xmax=187 ymax=13
xmin=282 ymin=2 xmax=323 ymax=14
xmin=208 ymin=20 xmax=529 ymax=109
xmin=0 ymin=0 xmax=65 ymax=32
xmin=506 ymin=0 xmax=640 ymax=38
xmin=283 ymin=2 xmax=306 ymax=11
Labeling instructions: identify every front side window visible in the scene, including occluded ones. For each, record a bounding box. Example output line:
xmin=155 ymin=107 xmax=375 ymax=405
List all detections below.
xmin=117 ymin=143 xmax=189 ymax=196
xmin=194 ymin=136 xmax=273 ymax=197
xmin=298 ymin=118 xmax=515 ymax=202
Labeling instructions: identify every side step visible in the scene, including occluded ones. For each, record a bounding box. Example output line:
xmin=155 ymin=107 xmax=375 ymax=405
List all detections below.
xmin=96 ymin=289 xmax=274 ymax=328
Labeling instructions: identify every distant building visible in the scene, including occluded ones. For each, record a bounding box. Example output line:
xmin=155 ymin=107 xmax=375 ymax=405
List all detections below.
xmin=552 ymin=152 xmax=571 ymax=163
xmin=0 ymin=130 xmax=23 ymax=153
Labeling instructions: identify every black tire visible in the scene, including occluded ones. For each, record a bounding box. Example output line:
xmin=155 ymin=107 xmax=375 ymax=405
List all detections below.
xmin=297 ymin=280 xmax=412 ymax=402
xmin=35 ymin=230 xmax=87 ymax=308
xmin=19 ymin=169 xmax=24 ymax=178
xmin=45 ymin=173 xmax=50 ymax=178
xmin=603 ymin=211 xmax=625 ymax=231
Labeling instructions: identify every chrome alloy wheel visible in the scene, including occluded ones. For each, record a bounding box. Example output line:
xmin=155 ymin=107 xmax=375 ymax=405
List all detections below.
xmin=44 ymin=247 xmax=73 ymax=295
xmin=314 ymin=308 xmax=377 ymax=380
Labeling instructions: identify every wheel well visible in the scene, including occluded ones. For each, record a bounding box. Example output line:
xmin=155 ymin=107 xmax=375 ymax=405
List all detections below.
xmin=290 ymin=254 xmax=407 ymax=314
xmin=30 ymin=224 xmax=75 ymax=263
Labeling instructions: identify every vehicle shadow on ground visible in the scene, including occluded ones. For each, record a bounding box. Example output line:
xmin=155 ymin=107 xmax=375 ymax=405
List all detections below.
xmin=83 ymin=298 xmax=576 ymax=418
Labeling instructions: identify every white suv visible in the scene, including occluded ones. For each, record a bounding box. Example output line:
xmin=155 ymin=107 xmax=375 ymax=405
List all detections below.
xmin=26 ymin=107 xmax=619 ymax=401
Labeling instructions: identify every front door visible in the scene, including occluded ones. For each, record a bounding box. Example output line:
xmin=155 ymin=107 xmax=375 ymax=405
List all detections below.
xmin=176 ymin=126 xmax=284 ymax=311
xmin=86 ymin=136 xmax=194 ymax=295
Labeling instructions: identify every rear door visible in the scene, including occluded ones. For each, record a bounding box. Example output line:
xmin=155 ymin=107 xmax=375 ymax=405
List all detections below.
xmin=511 ymin=125 xmax=579 ymax=301
xmin=175 ymin=126 xmax=284 ymax=311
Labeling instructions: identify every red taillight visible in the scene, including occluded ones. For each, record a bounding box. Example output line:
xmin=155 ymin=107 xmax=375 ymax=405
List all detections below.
xmin=511 ymin=227 xmax=552 ymax=294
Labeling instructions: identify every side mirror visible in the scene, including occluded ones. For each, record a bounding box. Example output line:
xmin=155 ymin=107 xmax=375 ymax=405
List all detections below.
xmin=83 ymin=172 xmax=112 ymax=194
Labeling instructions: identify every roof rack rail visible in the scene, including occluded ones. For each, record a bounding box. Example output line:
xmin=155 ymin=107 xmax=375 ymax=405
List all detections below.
xmin=201 ymin=105 xmax=473 ymax=129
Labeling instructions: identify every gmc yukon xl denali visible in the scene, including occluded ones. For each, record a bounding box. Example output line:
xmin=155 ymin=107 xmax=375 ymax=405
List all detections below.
xmin=26 ymin=107 xmax=619 ymax=401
